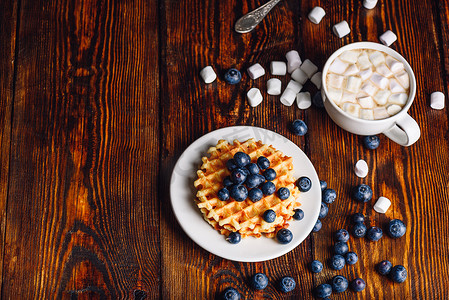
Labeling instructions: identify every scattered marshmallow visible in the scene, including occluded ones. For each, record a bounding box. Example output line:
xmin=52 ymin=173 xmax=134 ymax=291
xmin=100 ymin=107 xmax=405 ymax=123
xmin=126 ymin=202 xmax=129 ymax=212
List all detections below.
xmin=329 ymin=58 xmax=349 ymax=74
xmin=374 ymin=196 xmax=391 ymax=214
xmin=311 ymin=72 xmax=322 ymax=89
xmin=291 ymin=68 xmax=309 ymax=85
xmin=358 ymin=96 xmax=375 ymax=108
xmin=342 ymin=103 xmax=361 ymax=117
xmin=340 ymin=50 xmax=359 ymax=64
xmin=267 ymin=78 xmax=282 ymax=95
xmin=361 ymin=82 xmax=378 ymax=96
xmin=389 ymin=93 xmax=408 ymax=105
xmin=374 ymin=90 xmax=391 ymax=105
xmin=430 ymin=91 xmax=445 ymax=110
xmin=359 ymin=68 xmax=373 ymax=81
xmin=328 ymin=73 xmax=345 ymax=89
xmin=387 ymin=104 xmax=402 ymax=115
xmin=376 ymin=64 xmax=394 ymax=78
xmin=389 ymin=78 xmax=406 ymax=93
xmin=386 ymin=57 xmax=404 ymax=74
xmin=333 ymin=21 xmax=351 ymax=38
xmin=369 ymin=51 xmax=386 ymax=66
xmin=200 ymin=66 xmax=217 ymax=83
xmin=286 ymin=80 xmax=303 ymax=94
xmin=354 ymin=159 xmax=369 ymax=178
xmin=360 ymin=109 xmax=375 ymax=120
xmin=379 ymin=30 xmax=397 ymax=46
xmin=358 ymin=52 xmax=372 ymax=70
xmin=247 ymin=88 xmax=263 ymax=107
xmin=247 ymin=63 xmax=265 ymax=80
xmin=344 ymin=64 xmax=360 ymax=76
xmin=270 ymin=61 xmax=287 ymax=76
xmin=300 ymin=59 xmax=319 ymax=78
xmin=370 ymin=73 xmax=389 ymax=89
xmin=363 ymin=0 xmax=378 ymax=9
xmin=373 ymin=107 xmax=389 ymax=119
xmin=296 ymin=92 xmax=312 ymax=109
xmin=286 ymin=50 xmax=302 ymax=73
xmin=280 ymin=88 xmax=297 ymax=106
xmin=308 ymin=6 xmax=326 ymax=24
xmin=395 ymin=71 xmax=410 ymax=89
xmin=346 ymin=76 xmax=362 ymax=93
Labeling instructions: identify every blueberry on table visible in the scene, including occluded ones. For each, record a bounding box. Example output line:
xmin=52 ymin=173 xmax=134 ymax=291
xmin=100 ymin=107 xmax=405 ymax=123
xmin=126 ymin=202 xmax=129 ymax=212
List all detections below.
xmin=390 ymin=265 xmax=407 ymax=283
xmin=229 ymin=185 xmax=248 ymax=202
xmin=224 ymin=68 xmax=242 ymax=85
xmin=260 ymin=181 xmax=276 ymax=195
xmin=276 ymin=228 xmax=293 ymax=244
xmin=313 ymin=219 xmax=322 ymax=232
xmin=320 ymin=180 xmax=327 ymax=191
xmin=230 ymin=168 xmax=247 ymax=184
xmin=310 ymin=260 xmax=323 ymax=273
xmin=263 ymin=209 xmax=276 ymax=223
xmin=319 ymin=202 xmax=329 ymax=219
xmin=233 ymin=151 xmax=251 ymax=167
xmin=312 ymin=91 xmax=324 ymax=108
xmin=376 ymin=260 xmax=393 ymax=275
xmin=363 ymin=135 xmax=380 ymax=150
xmin=246 ymin=163 xmax=260 ymax=175
xmin=290 ymin=119 xmax=308 ymax=136
xmin=293 ymin=208 xmax=304 ymax=220
xmin=277 ymin=187 xmax=290 ymax=200
xmin=220 ymin=287 xmax=240 ymax=300
xmin=277 ymin=276 xmax=296 ymax=293
xmin=351 ymin=212 xmax=365 ymax=223
xmin=313 ymin=283 xmax=332 ymax=298
xmin=250 ymin=273 xmax=269 ymax=290
xmin=246 ymin=174 xmax=262 ymax=189
xmin=366 ymin=226 xmax=383 ymax=241
xmin=257 ymin=156 xmax=270 ymax=170
xmin=248 ymin=188 xmax=263 ymax=202
xmin=331 ymin=275 xmax=349 ymax=293
xmin=351 ymin=222 xmax=367 ymax=238
xmin=217 ymin=188 xmax=230 ymax=201
xmin=297 ymin=176 xmax=312 ymax=192
xmin=223 ymin=176 xmax=233 ymax=188
xmin=263 ymin=168 xmax=277 ymax=181
xmin=334 ymin=229 xmax=350 ymax=242
xmin=345 ymin=252 xmax=358 ymax=265
xmin=387 ymin=219 xmax=406 ymax=238
xmin=350 ymin=278 xmax=366 ymax=292
xmin=333 ymin=242 xmax=349 ymax=255
xmin=226 ymin=232 xmax=241 ymax=244
xmin=352 ymin=184 xmax=373 ymax=202
xmin=329 ymin=254 xmax=346 ymax=270
xmin=322 ymin=188 xmax=337 ymax=204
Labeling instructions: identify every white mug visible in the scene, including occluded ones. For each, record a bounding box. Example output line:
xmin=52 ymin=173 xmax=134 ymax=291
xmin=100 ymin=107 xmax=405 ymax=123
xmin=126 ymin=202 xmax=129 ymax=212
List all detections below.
xmin=321 ymin=42 xmax=420 ymax=146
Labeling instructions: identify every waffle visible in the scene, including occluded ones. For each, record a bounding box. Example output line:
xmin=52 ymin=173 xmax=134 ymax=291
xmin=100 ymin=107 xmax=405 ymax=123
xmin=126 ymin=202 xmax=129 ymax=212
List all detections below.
xmin=194 ymin=138 xmax=301 ymax=238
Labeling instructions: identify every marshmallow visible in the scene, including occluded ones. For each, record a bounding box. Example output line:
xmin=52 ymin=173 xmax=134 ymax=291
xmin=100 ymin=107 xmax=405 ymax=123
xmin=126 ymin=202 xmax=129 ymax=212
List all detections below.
xmin=341 ymin=92 xmax=357 ymax=103
xmin=344 ymin=64 xmax=360 ymax=76
xmin=360 ymin=109 xmax=375 ymax=120
xmin=247 ymin=88 xmax=263 ymax=107
xmin=340 ymin=50 xmax=360 ymax=64
xmin=369 ymin=51 xmax=386 ymax=66
xmin=296 ymin=92 xmax=312 ymax=109
xmin=379 ymin=30 xmax=397 ymax=46
xmin=270 ymin=61 xmax=287 ymax=76
xmin=328 ymin=73 xmax=345 ymax=89
xmin=329 ymin=58 xmax=349 ymax=74
xmin=333 ymin=21 xmax=351 ymax=38
xmin=387 ymin=104 xmax=402 ymax=116
xmin=430 ymin=91 xmax=445 ymax=110
xmin=359 ymin=68 xmax=373 ymax=81
xmin=280 ymin=88 xmax=297 ymax=106
xmin=354 ymin=159 xmax=369 ymax=178
xmin=346 ymin=76 xmax=362 ymax=93
xmin=363 ymin=0 xmax=378 ymax=9
xmin=300 ymin=59 xmax=319 ymax=78
xmin=311 ymin=72 xmax=322 ymax=89
xmin=342 ymin=103 xmax=361 ymax=117
xmin=286 ymin=79 xmax=303 ymax=93
xmin=200 ymin=66 xmax=217 ymax=83
xmin=357 ymin=52 xmax=372 ymax=70
xmin=361 ymin=82 xmax=378 ymax=96
xmin=395 ymin=71 xmax=410 ymax=89
xmin=376 ymin=64 xmax=393 ymax=78
xmin=374 ymin=196 xmax=391 ymax=214
xmin=373 ymin=107 xmax=389 ymax=119
xmin=328 ymin=87 xmax=343 ymax=104
xmin=370 ymin=73 xmax=389 ymax=89
xmin=358 ymin=96 xmax=375 ymax=108
xmin=291 ymin=68 xmax=309 ymax=85
xmin=389 ymin=93 xmax=408 ymax=105
xmin=247 ymin=63 xmax=266 ymax=80
xmin=386 ymin=57 xmax=404 ymax=74
xmin=389 ymin=78 xmax=406 ymax=93
xmin=308 ymin=6 xmax=326 ymax=24
xmin=286 ymin=50 xmax=302 ymax=73
xmin=374 ymin=90 xmax=391 ymax=105
xmin=267 ymin=78 xmax=282 ymax=95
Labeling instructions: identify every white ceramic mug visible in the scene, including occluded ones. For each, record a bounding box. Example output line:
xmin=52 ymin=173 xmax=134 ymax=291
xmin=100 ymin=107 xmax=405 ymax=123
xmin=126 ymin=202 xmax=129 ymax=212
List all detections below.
xmin=321 ymin=42 xmax=420 ymax=146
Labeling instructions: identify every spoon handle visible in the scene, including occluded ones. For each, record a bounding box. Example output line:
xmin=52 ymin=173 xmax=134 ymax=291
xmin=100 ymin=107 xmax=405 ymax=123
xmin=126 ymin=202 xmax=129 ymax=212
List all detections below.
xmin=234 ymin=0 xmax=282 ymax=33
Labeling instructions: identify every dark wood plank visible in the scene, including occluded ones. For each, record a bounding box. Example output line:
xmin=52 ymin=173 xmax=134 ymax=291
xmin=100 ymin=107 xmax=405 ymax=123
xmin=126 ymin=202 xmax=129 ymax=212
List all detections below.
xmin=2 ymin=0 xmax=160 ymax=298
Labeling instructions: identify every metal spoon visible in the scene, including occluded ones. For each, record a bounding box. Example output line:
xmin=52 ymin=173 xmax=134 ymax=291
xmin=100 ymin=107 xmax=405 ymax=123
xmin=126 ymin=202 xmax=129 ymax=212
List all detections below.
xmin=234 ymin=0 xmax=282 ymax=33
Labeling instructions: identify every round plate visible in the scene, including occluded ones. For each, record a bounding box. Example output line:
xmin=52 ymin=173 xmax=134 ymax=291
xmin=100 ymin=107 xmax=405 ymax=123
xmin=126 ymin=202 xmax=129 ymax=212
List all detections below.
xmin=170 ymin=126 xmax=321 ymax=262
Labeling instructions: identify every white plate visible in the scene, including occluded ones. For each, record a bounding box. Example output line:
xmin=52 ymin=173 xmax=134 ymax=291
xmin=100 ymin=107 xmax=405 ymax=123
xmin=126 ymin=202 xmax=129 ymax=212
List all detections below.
xmin=170 ymin=126 xmax=321 ymax=262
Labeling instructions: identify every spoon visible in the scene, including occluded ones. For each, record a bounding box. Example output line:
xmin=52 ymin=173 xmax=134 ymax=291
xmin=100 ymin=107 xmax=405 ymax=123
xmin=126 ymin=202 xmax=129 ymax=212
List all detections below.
xmin=234 ymin=0 xmax=282 ymax=33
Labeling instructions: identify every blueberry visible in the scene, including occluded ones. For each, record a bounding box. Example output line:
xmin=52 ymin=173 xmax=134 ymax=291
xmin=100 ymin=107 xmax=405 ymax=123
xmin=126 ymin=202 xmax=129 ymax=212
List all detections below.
xmin=313 ymin=219 xmax=322 ymax=232
xmin=276 ymin=228 xmax=293 ymax=244
xmin=366 ymin=226 xmax=383 ymax=241
xmin=229 ymin=185 xmax=248 ymax=202
xmin=290 ymin=119 xmax=308 ymax=136
xmin=277 ymin=276 xmax=296 ymax=293
xmin=310 ymin=260 xmax=323 ymax=273
xmin=293 ymin=209 xmax=304 ymax=220
xmin=260 ymin=181 xmax=276 ymax=195
xmin=331 ymin=275 xmax=349 ymax=293
xmin=224 ymin=68 xmax=242 ymax=85
xmin=256 ymin=174 xmax=266 ymax=185
xmin=263 ymin=209 xmax=276 ymax=223
xmin=345 ymin=252 xmax=358 ymax=265
xmin=297 ymin=176 xmax=312 ymax=192
xmin=319 ymin=202 xmax=329 ymax=219
xmin=334 ymin=229 xmax=350 ymax=242
xmin=277 ymin=187 xmax=290 ymax=200
xmin=241 ymin=168 xmax=250 ymax=176
xmin=226 ymin=159 xmax=238 ymax=171
xmin=226 ymin=232 xmax=241 ymax=244
xmin=313 ymin=91 xmax=324 ymax=108
xmin=390 ymin=265 xmax=407 ymax=283
xmin=233 ymin=152 xmax=251 ymax=167
xmin=263 ymin=168 xmax=277 ymax=181
xmin=320 ymin=180 xmax=327 ymax=191
xmin=376 ymin=260 xmax=393 ymax=275
xmin=329 ymin=254 xmax=345 ymax=270
xmin=250 ymin=273 xmax=269 ymax=290
xmin=363 ymin=135 xmax=380 ymax=150
xmin=217 ymin=188 xmax=230 ymax=201
xmin=351 ymin=222 xmax=367 ymax=238
xmin=246 ymin=174 xmax=262 ymax=189
xmin=333 ymin=242 xmax=349 ymax=255
xmin=220 ymin=287 xmax=240 ymax=300
xmin=387 ymin=219 xmax=406 ymax=238
xmin=313 ymin=283 xmax=332 ymax=298
xmin=246 ymin=163 xmax=260 ymax=175
xmin=248 ymin=188 xmax=263 ymax=202
xmin=352 ymin=184 xmax=373 ymax=203
xmin=257 ymin=156 xmax=270 ymax=170
xmin=322 ymin=188 xmax=337 ymax=204
xmin=230 ymin=168 xmax=247 ymax=185
xmin=351 ymin=212 xmax=365 ymax=223
xmin=350 ymin=278 xmax=366 ymax=292
xmin=223 ymin=176 xmax=233 ymax=188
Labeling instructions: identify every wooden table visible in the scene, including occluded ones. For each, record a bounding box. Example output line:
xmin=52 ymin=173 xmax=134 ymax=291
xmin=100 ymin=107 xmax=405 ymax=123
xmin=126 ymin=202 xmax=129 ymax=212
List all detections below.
xmin=1 ymin=0 xmax=448 ymax=298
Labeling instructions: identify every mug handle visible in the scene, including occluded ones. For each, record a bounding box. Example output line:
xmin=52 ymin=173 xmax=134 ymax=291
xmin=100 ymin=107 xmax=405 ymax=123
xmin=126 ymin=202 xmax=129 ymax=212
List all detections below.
xmin=383 ymin=113 xmax=420 ymax=146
